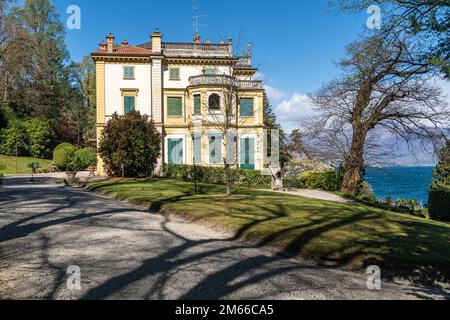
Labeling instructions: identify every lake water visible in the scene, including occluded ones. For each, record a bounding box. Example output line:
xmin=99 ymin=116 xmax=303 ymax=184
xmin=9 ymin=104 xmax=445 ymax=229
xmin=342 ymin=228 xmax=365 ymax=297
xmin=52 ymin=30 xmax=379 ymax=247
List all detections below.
xmin=364 ymin=166 xmax=434 ymax=205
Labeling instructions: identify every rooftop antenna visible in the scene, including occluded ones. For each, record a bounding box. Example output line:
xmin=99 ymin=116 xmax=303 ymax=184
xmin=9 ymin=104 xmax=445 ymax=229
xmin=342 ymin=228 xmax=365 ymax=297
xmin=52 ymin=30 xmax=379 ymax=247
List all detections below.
xmin=192 ymin=0 xmax=207 ymax=37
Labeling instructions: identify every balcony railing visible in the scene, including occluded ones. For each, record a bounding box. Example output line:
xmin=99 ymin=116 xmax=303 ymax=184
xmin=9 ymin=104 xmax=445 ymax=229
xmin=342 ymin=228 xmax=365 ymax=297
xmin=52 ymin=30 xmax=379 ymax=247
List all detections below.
xmin=189 ymin=75 xmax=263 ymax=89
xmin=162 ymin=42 xmax=232 ymax=57
xmin=239 ymin=80 xmax=263 ymax=89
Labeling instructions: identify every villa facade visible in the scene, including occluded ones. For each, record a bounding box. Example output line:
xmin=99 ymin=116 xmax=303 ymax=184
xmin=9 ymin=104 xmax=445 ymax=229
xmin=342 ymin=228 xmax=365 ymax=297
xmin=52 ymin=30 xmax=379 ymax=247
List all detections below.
xmin=92 ymin=29 xmax=266 ymax=176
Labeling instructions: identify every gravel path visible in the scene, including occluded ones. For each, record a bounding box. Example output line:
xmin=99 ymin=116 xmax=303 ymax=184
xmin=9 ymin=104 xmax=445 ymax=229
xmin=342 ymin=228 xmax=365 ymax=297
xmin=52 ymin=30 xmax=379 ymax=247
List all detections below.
xmin=0 ymin=175 xmax=446 ymax=300
xmin=268 ymin=189 xmax=355 ymax=204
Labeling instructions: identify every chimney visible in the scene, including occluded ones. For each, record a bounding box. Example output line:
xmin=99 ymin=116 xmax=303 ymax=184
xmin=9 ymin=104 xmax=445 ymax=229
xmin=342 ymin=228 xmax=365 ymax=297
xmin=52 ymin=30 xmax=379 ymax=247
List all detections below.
xmin=122 ymin=39 xmax=128 ymax=47
xmin=99 ymin=41 xmax=107 ymax=52
xmin=228 ymin=35 xmax=233 ymax=54
xmin=246 ymin=42 xmax=252 ymax=65
xmin=193 ymin=33 xmax=201 ymax=44
xmin=106 ymin=33 xmax=115 ymax=53
xmin=150 ymin=28 xmax=162 ymax=54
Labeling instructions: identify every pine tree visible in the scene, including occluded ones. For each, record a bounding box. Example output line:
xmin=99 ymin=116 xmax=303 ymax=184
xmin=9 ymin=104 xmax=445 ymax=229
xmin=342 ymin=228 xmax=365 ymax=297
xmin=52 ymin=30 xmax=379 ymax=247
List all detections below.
xmin=263 ymin=92 xmax=290 ymax=164
xmin=433 ymin=141 xmax=450 ymax=189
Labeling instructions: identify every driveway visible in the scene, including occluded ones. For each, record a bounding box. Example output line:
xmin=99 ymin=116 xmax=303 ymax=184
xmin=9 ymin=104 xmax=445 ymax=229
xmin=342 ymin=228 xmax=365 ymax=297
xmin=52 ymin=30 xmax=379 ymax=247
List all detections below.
xmin=0 ymin=175 xmax=446 ymax=300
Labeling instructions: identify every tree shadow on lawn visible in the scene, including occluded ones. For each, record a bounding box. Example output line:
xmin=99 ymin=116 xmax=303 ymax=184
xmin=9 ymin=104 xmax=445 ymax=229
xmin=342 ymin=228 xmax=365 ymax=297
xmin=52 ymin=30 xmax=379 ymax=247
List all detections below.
xmin=85 ymin=179 xmax=450 ymax=294
xmin=143 ymin=187 xmax=450 ymax=288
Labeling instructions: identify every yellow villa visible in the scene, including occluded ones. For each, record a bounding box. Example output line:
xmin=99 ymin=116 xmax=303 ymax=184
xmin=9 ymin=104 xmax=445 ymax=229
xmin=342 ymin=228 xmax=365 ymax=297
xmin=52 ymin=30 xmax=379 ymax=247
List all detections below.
xmin=92 ymin=29 xmax=266 ymax=176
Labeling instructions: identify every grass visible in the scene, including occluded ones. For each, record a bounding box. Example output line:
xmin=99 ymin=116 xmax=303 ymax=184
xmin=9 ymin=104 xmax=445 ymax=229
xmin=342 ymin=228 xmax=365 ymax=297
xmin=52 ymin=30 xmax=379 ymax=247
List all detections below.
xmin=0 ymin=154 xmax=53 ymax=174
xmin=88 ymin=178 xmax=450 ymax=284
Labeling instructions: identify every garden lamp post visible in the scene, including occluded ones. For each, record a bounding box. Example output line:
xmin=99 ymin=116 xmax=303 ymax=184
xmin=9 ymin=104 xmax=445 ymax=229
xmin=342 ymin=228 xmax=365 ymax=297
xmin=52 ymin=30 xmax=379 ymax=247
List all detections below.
xmin=30 ymin=162 xmax=37 ymax=182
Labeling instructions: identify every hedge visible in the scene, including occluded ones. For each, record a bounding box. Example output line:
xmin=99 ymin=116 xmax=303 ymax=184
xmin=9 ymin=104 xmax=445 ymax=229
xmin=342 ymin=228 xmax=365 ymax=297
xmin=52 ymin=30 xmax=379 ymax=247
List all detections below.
xmin=163 ymin=164 xmax=272 ymax=188
xmin=284 ymin=170 xmax=343 ymax=192
xmin=428 ymin=187 xmax=450 ymax=221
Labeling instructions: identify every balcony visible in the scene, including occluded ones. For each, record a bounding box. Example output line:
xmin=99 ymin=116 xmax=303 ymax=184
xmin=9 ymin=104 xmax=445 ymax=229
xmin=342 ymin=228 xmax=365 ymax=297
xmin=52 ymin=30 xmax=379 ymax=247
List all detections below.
xmin=162 ymin=42 xmax=232 ymax=57
xmin=189 ymin=75 xmax=263 ymax=89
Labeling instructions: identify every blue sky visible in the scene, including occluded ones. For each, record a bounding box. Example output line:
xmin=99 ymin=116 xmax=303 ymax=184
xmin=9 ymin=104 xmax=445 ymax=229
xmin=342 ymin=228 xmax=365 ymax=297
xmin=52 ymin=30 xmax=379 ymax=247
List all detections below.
xmin=54 ymin=0 xmax=368 ymax=126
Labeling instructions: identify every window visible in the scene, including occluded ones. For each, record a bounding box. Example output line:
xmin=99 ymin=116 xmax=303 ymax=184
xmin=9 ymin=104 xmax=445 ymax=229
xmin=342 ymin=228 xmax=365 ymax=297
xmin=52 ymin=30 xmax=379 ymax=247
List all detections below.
xmin=205 ymin=67 xmax=217 ymax=75
xmin=167 ymin=97 xmax=183 ymax=116
xmin=124 ymin=96 xmax=135 ymax=113
xmin=123 ymin=66 xmax=135 ymax=79
xmin=167 ymin=138 xmax=184 ymax=164
xmin=209 ymin=134 xmax=223 ymax=164
xmin=208 ymin=93 xmax=221 ymax=111
xmin=193 ymin=94 xmax=201 ymax=115
xmin=240 ymin=98 xmax=254 ymax=117
xmin=169 ymin=68 xmax=180 ymax=80
xmin=192 ymin=134 xmax=201 ymax=164
xmin=240 ymin=138 xmax=255 ymax=170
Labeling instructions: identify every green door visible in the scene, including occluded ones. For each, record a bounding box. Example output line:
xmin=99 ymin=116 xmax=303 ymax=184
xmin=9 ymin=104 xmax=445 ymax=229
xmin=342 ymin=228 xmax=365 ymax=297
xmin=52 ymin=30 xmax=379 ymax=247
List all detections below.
xmin=168 ymin=138 xmax=184 ymax=164
xmin=240 ymin=138 xmax=255 ymax=170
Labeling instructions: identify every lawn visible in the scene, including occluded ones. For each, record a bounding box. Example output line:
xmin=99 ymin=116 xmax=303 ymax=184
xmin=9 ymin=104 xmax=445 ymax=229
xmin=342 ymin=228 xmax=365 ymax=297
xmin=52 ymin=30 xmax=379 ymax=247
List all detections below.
xmin=88 ymin=178 xmax=450 ymax=284
xmin=0 ymin=155 xmax=53 ymax=174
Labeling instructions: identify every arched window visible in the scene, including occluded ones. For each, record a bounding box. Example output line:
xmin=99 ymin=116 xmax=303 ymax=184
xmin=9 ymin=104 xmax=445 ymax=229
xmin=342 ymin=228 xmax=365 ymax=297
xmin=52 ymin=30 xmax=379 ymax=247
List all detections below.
xmin=208 ymin=93 xmax=221 ymax=111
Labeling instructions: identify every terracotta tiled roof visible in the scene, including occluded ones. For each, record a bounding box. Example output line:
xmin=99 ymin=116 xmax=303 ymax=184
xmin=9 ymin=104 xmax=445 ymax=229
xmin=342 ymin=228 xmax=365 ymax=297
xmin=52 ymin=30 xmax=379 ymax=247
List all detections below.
xmin=93 ymin=45 xmax=152 ymax=56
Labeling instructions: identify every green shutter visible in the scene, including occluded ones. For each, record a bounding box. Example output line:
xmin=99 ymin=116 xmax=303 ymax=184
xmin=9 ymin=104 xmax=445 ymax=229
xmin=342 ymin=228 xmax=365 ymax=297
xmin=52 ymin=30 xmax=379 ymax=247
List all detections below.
xmin=168 ymin=138 xmax=183 ymax=164
xmin=194 ymin=95 xmax=201 ymax=115
xmin=168 ymin=97 xmax=182 ymax=116
xmin=124 ymin=67 xmax=134 ymax=79
xmin=124 ymin=96 xmax=135 ymax=113
xmin=240 ymin=138 xmax=255 ymax=170
xmin=192 ymin=134 xmax=201 ymax=164
xmin=205 ymin=67 xmax=217 ymax=75
xmin=170 ymin=68 xmax=180 ymax=80
xmin=240 ymin=98 xmax=254 ymax=117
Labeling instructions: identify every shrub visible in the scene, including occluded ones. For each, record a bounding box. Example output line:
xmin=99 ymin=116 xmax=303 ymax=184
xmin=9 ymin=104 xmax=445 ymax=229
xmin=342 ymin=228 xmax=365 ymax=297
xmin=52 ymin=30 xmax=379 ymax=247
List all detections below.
xmin=53 ymin=143 xmax=77 ymax=171
xmin=395 ymin=198 xmax=421 ymax=212
xmin=428 ymin=187 xmax=450 ymax=221
xmin=24 ymin=118 xmax=54 ymax=159
xmin=285 ymin=159 xmax=332 ymax=178
xmin=297 ymin=170 xmax=343 ymax=192
xmin=357 ymin=181 xmax=377 ymax=202
xmin=0 ymin=120 xmax=27 ymax=156
xmin=163 ymin=164 xmax=272 ymax=188
xmin=71 ymin=147 xmax=97 ymax=171
xmin=98 ymin=112 xmax=161 ymax=177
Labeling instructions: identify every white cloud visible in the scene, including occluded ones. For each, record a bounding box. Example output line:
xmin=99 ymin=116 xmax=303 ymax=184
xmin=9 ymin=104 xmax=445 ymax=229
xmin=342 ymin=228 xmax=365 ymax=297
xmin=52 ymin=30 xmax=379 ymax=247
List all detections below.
xmin=254 ymin=72 xmax=287 ymax=102
xmin=265 ymin=85 xmax=287 ymax=102
xmin=274 ymin=93 xmax=316 ymax=132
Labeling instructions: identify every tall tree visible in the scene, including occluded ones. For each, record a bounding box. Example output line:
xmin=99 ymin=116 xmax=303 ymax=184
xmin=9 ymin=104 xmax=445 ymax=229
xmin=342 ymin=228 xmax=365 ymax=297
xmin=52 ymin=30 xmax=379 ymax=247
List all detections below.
xmin=333 ymin=0 xmax=450 ymax=76
xmin=68 ymin=56 xmax=97 ymax=146
xmin=310 ymin=32 xmax=449 ymax=195
xmin=433 ymin=141 xmax=450 ymax=189
xmin=286 ymin=129 xmax=310 ymax=160
xmin=15 ymin=0 xmax=71 ymax=121
xmin=263 ymin=92 xmax=290 ymax=164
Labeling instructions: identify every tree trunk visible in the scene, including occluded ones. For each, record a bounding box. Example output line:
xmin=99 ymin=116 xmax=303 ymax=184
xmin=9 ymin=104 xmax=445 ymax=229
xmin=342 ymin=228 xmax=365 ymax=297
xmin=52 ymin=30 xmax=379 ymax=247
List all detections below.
xmin=341 ymin=126 xmax=367 ymax=195
xmin=224 ymin=163 xmax=232 ymax=196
